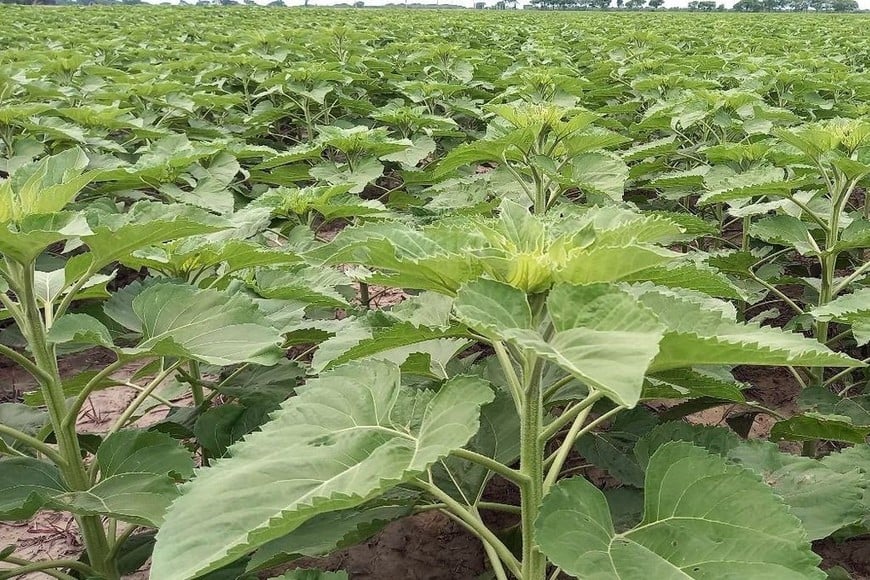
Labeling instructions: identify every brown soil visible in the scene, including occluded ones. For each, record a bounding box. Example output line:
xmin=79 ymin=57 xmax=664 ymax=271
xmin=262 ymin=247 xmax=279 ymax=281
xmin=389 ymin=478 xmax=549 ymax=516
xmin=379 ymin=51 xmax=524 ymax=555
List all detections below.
xmin=284 ymin=511 xmax=488 ymax=580
xmin=817 ymin=538 xmax=870 ymax=580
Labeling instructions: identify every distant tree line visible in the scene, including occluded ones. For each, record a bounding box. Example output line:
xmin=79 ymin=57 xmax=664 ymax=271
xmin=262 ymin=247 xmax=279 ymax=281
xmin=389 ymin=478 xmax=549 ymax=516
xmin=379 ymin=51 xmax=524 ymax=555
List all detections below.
xmin=731 ymin=0 xmax=858 ymax=9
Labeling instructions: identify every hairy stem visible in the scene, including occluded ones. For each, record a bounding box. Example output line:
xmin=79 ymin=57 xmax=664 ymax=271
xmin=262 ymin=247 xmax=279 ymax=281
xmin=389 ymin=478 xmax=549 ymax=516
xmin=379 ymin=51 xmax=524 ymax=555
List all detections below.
xmin=519 ymin=354 xmax=546 ymax=580
xmin=12 ymin=261 xmax=117 ymax=580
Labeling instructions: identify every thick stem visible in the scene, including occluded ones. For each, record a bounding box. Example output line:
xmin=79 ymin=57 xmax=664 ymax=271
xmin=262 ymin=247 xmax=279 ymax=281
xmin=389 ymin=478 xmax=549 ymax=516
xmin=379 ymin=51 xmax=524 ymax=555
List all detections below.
xmin=189 ymin=361 xmax=209 ymax=466
xmin=812 ymin=252 xmax=836 ymax=388
xmin=519 ymin=355 xmax=546 ymax=580
xmin=14 ymin=262 xmax=118 ymax=580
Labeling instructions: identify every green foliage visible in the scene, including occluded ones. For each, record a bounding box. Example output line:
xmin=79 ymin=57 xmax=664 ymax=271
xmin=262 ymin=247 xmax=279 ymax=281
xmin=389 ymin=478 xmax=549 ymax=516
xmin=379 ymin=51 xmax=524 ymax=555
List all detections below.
xmin=0 ymin=7 xmax=868 ymax=580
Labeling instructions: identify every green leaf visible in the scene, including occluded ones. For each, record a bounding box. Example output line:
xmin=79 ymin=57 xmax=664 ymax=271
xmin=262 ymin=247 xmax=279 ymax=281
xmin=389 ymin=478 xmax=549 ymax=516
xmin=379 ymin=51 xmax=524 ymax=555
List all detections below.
xmin=249 ymin=497 xmax=413 ymax=571
xmin=53 ymin=430 xmax=194 ymax=526
xmin=575 ymin=408 xmax=655 ymax=487
xmin=0 ymin=212 xmax=92 ymax=264
xmin=630 ymin=285 xmax=862 ymax=371
xmin=570 ymin=152 xmax=628 ymax=202
xmin=770 ymin=413 xmax=870 ymax=445
xmin=83 ymin=202 xmax=228 ymax=268
xmin=506 ymin=283 xmax=665 ymax=408
xmin=254 ymin=266 xmax=352 ymax=308
xmin=636 ymin=425 xmax=866 ymax=541
xmin=536 ymin=442 xmax=824 ymax=579
xmin=432 ymin=390 xmax=520 ymax=504
xmin=811 ymin=289 xmax=870 ymax=346
xmin=728 ymin=440 xmax=866 ymax=540
xmin=454 ymin=278 xmax=532 ymax=339
xmin=622 ymin=263 xmax=743 ymax=300
xmin=642 ymin=368 xmax=746 ymax=402
xmin=117 ymin=283 xmax=284 ymax=365
xmin=47 ymin=313 xmax=114 ymax=348
xmin=0 ymin=457 xmax=65 ymax=520
xmin=634 ymin=422 xmax=741 ymax=469
xmin=151 ymin=361 xmax=493 ymax=579
xmin=195 ymin=402 xmax=277 ymax=458
xmin=699 ymin=166 xmax=804 ymax=205
xmin=751 ymin=215 xmax=819 ymax=256
xmin=0 ymin=148 xmax=99 ymax=222
xmin=0 ymin=403 xmax=48 ymax=455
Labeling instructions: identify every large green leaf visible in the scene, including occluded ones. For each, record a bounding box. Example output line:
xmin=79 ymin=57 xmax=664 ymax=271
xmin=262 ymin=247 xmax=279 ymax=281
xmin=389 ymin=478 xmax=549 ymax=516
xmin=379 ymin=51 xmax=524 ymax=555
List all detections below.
xmin=151 ymin=361 xmax=493 ymax=579
xmin=82 ymin=202 xmax=228 ymax=268
xmin=0 ymin=147 xmax=98 ymax=222
xmin=489 ymin=283 xmax=664 ymax=408
xmin=0 ymin=457 xmax=66 ymax=520
xmin=636 ymin=424 xmax=867 ymax=541
xmin=0 ymin=212 xmax=92 ymax=264
xmin=110 ymin=283 xmax=284 ymax=365
xmin=456 ymin=281 xmax=665 ymax=407
xmin=55 ymin=430 xmax=194 ymax=527
xmin=630 ymin=285 xmax=862 ymax=371
xmin=536 ymin=442 xmax=824 ymax=579
xmin=729 ymin=440 xmax=865 ymax=540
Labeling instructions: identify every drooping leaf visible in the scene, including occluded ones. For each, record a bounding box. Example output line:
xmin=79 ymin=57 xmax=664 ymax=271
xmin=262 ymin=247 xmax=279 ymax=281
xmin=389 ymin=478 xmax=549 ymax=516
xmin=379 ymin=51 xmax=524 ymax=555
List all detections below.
xmin=0 ymin=457 xmax=65 ymax=520
xmin=770 ymin=413 xmax=870 ymax=445
xmin=53 ymin=430 xmax=194 ymax=527
xmin=47 ymin=313 xmax=114 ymax=348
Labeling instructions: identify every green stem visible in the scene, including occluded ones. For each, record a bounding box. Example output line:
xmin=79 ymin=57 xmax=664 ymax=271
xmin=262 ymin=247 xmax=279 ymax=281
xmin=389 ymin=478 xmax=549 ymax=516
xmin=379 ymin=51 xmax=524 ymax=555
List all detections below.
xmin=519 ymin=354 xmax=546 ymax=580
xmin=189 ymin=360 xmax=209 ymax=466
xmin=493 ymin=341 xmax=524 ymax=411
xmin=415 ymin=502 xmax=522 ymax=515
xmin=0 ymin=342 xmax=53 ymax=385
xmin=749 ymin=272 xmax=804 ymax=316
xmin=539 ymin=391 xmax=604 ymax=442
xmin=542 ymin=374 xmax=575 ymax=403
xmin=12 ymin=261 xmax=118 ymax=580
xmin=450 ymin=448 xmax=528 ymax=487
xmin=833 ymin=259 xmax=870 ymax=295
xmin=543 ymin=399 xmax=596 ymax=492
xmin=415 ymin=480 xmax=521 ymax=578
xmin=105 ymin=524 xmax=138 ymax=564
xmin=828 ymin=357 xmax=870 ymax=389
xmin=0 ymin=424 xmax=66 ymax=466
xmin=812 ymin=252 xmax=836 ymax=387
xmin=53 ymin=263 xmax=98 ymax=322
xmin=107 ymin=360 xmax=183 ymax=436
xmin=0 ymin=559 xmax=94 ymax=580
xmin=543 ymin=406 xmax=625 ymax=469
